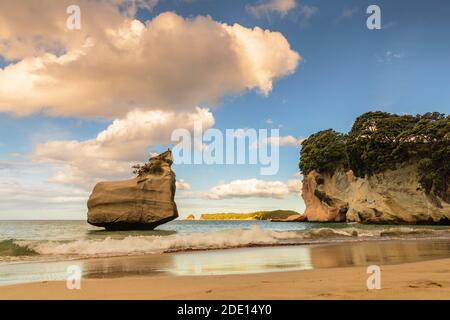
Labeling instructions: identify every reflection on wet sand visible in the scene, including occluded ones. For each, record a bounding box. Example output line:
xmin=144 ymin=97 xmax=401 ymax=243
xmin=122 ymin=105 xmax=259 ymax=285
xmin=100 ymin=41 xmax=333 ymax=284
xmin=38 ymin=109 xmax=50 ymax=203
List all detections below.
xmin=169 ymin=239 xmax=450 ymax=275
xmin=170 ymin=246 xmax=313 ymax=275
xmin=2 ymin=239 xmax=450 ymax=285
xmin=82 ymin=254 xmax=173 ymax=278
xmin=309 ymin=240 xmax=450 ymax=269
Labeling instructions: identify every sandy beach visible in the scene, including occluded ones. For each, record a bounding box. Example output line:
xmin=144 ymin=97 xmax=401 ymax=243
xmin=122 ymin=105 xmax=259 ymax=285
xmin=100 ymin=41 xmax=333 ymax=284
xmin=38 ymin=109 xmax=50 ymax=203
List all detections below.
xmin=1 ymin=255 xmax=450 ymax=300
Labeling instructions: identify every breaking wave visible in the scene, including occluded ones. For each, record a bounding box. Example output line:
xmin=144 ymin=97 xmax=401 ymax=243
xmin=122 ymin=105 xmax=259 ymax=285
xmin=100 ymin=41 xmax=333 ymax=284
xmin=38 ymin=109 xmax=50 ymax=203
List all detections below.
xmin=0 ymin=239 xmax=38 ymax=257
xmin=2 ymin=226 xmax=450 ymax=261
xmin=18 ymin=226 xmax=301 ymax=257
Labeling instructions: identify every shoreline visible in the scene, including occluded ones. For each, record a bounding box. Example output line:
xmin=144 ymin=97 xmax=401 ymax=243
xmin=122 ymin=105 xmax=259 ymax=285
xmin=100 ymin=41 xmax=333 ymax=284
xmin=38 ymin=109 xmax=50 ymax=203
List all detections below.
xmin=1 ymin=257 xmax=450 ymax=300
xmin=1 ymin=238 xmax=450 ymax=299
xmin=3 ymin=235 xmax=450 ymax=269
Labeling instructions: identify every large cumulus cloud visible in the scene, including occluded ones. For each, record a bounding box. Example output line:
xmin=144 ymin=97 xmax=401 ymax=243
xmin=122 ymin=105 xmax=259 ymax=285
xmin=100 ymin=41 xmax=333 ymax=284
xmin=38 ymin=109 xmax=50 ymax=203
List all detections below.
xmin=0 ymin=1 xmax=301 ymax=192
xmin=0 ymin=9 xmax=300 ymax=118
xmin=33 ymin=107 xmax=214 ymax=188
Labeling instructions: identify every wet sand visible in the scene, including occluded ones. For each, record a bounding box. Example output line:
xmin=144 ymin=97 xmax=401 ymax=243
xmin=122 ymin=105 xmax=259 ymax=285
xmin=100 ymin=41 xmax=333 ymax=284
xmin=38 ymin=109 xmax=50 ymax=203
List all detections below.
xmin=1 ymin=257 xmax=450 ymax=300
xmin=1 ymin=239 xmax=450 ymax=299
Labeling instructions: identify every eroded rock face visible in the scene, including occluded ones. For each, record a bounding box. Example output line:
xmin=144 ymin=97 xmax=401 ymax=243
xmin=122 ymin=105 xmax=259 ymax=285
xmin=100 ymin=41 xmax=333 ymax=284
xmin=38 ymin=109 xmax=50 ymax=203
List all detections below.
xmin=302 ymin=171 xmax=348 ymax=222
xmin=302 ymin=165 xmax=450 ymax=224
xmin=87 ymin=151 xmax=178 ymax=230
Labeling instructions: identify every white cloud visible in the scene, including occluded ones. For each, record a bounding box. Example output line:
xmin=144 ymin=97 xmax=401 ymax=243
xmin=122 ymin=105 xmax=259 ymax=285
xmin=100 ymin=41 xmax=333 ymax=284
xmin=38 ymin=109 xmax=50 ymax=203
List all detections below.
xmin=176 ymin=179 xmax=192 ymax=191
xmin=340 ymin=7 xmax=359 ymax=19
xmin=122 ymin=0 xmax=160 ymax=15
xmin=297 ymin=5 xmax=318 ymax=19
xmin=203 ymin=178 xmax=302 ymax=200
xmin=0 ymin=9 xmax=300 ymax=118
xmin=247 ymin=0 xmax=297 ymax=18
xmin=32 ymin=107 xmax=214 ymax=189
xmin=287 ymin=179 xmax=302 ymax=195
xmin=376 ymin=51 xmax=405 ymax=64
xmin=293 ymin=171 xmax=303 ymax=178
xmin=0 ymin=161 xmax=15 ymax=170
xmin=272 ymin=135 xmax=304 ymax=147
xmin=0 ymin=180 xmax=88 ymax=205
xmin=247 ymin=0 xmax=317 ymax=23
xmin=0 ymin=0 xmax=158 ymax=60
xmin=254 ymin=135 xmax=304 ymax=148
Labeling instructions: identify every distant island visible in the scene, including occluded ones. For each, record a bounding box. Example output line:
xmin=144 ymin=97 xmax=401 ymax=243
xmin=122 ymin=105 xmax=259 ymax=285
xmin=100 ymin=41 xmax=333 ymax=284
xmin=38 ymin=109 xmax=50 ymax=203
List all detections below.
xmin=200 ymin=210 xmax=302 ymax=221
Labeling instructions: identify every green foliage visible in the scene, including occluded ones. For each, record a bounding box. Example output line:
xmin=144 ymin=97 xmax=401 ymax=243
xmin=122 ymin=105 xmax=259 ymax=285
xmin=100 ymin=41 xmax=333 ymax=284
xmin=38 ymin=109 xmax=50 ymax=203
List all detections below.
xmin=299 ymin=112 xmax=450 ymax=201
xmin=132 ymin=151 xmax=173 ymax=177
xmin=299 ymin=129 xmax=348 ymax=174
xmin=132 ymin=160 xmax=163 ymax=177
xmin=346 ymin=111 xmax=418 ymax=177
xmin=406 ymin=112 xmax=450 ymax=201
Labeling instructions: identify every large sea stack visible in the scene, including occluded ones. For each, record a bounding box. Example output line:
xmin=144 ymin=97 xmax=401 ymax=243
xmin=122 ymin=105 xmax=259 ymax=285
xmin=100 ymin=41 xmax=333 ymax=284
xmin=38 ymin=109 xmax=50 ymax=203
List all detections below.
xmin=300 ymin=112 xmax=450 ymax=224
xmin=87 ymin=151 xmax=178 ymax=230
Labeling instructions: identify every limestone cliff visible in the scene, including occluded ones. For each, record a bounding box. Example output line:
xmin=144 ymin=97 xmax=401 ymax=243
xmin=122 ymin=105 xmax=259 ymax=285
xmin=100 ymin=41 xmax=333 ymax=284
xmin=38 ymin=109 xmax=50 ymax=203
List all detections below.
xmin=302 ymin=165 xmax=450 ymax=224
xmin=87 ymin=151 xmax=178 ymax=230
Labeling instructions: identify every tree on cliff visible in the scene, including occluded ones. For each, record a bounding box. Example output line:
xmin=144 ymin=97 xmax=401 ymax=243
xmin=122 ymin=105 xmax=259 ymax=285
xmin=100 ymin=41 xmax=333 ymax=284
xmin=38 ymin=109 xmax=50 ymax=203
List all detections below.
xmin=346 ymin=111 xmax=418 ymax=177
xmin=299 ymin=112 xmax=450 ymax=201
xmin=299 ymin=129 xmax=348 ymax=174
xmin=404 ymin=112 xmax=450 ymax=201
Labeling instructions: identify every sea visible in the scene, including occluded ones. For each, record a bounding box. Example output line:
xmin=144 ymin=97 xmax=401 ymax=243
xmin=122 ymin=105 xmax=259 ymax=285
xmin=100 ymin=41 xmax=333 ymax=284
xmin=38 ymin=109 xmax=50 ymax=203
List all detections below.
xmin=1 ymin=220 xmax=450 ymax=285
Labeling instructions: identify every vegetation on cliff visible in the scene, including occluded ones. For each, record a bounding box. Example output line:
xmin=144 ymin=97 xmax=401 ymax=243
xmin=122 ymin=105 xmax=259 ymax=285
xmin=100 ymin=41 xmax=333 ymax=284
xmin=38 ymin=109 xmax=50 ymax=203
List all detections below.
xmin=299 ymin=129 xmax=348 ymax=175
xmin=300 ymin=112 xmax=450 ymax=201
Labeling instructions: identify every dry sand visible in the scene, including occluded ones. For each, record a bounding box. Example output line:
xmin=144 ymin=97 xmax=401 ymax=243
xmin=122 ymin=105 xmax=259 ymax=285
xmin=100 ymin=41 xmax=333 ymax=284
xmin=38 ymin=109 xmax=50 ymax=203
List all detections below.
xmin=1 ymin=257 xmax=450 ymax=300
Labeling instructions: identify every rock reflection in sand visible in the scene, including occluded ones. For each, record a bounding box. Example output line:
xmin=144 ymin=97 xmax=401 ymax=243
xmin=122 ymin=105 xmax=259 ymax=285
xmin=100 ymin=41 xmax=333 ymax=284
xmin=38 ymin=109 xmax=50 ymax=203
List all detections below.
xmin=168 ymin=239 xmax=450 ymax=275
xmin=170 ymin=246 xmax=313 ymax=275
xmin=309 ymin=239 xmax=450 ymax=269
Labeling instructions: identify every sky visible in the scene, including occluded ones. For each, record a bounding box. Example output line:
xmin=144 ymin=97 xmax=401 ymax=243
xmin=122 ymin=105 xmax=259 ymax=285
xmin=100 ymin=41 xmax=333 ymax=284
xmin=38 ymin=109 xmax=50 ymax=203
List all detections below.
xmin=0 ymin=0 xmax=449 ymax=220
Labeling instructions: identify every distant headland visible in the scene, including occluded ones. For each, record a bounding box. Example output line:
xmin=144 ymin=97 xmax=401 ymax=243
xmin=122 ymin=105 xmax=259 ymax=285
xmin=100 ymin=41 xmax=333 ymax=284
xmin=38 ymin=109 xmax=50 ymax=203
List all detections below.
xmin=198 ymin=210 xmax=303 ymax=221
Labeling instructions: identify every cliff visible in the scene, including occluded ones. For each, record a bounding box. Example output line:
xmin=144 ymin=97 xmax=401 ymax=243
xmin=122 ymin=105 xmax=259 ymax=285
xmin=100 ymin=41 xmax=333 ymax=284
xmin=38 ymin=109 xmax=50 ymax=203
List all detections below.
xmin=87 ymin=151 xmax=178 ymax=230
xmin=300 ymin=111 xmax=449 ymax=224
xmin=302 ymin=165 xmax=450 ymax=224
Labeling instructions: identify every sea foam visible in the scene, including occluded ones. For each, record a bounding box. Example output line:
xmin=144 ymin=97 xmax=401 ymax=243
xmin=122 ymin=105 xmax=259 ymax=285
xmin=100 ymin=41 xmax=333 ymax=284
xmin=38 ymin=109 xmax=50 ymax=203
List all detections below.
xmin=4 ymin=226 xmax=450 ymax=260
xmin=19 ymin=226 xmax=301 ymax=257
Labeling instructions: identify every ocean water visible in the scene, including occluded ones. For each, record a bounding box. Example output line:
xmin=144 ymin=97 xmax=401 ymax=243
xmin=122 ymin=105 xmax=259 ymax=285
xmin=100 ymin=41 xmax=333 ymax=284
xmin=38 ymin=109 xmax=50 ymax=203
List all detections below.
xmin=1 ymin=220 xmax=450 ymax=263
xmin=2 ymin=220 xmax=450 ymax=285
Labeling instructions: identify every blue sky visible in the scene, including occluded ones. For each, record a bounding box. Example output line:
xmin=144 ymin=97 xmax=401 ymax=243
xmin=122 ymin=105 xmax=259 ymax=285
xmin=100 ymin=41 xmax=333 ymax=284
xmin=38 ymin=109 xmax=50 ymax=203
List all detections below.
xmin=0 ymin=0 xmax=449 ymax=219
